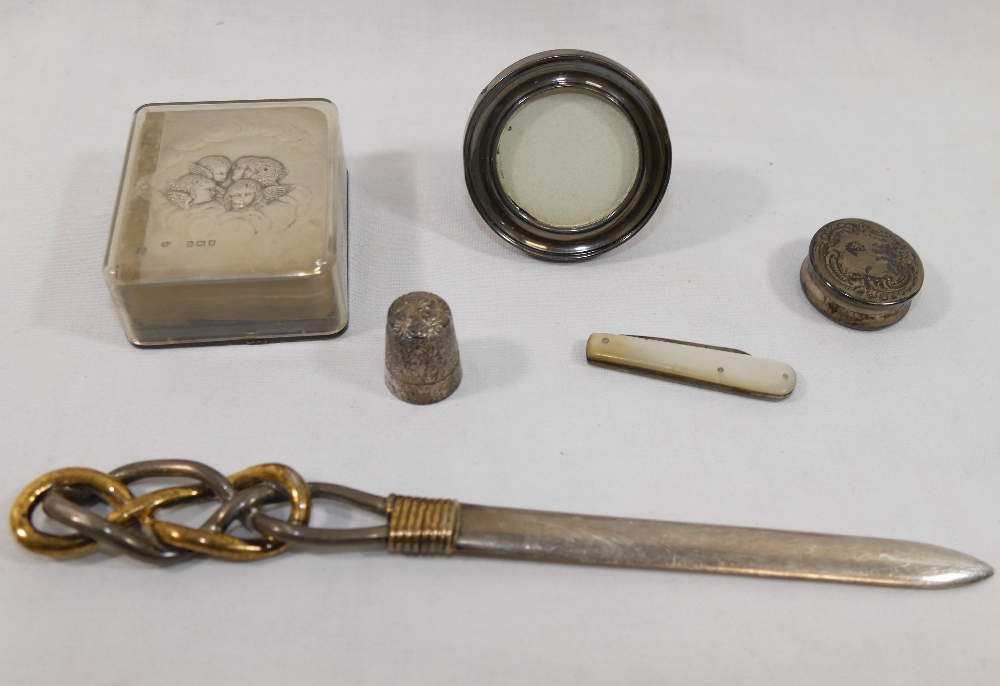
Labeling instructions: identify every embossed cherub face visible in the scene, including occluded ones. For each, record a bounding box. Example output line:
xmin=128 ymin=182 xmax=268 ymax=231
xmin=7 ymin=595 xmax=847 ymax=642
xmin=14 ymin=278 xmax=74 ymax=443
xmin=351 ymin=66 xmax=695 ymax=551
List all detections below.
xmin=190 ymin=156 xmax=233 ymax=184
xmin=164 ymin=175 xmax=220 ymax=209
xmin=232 ymin=156 xmax=288 ymax=186
xmin=190 ymin=180 xmax=218 ymax=205
xmin=841 ymin=238 xmax=891 ymax=278
xmin=224 ymin=180 xmax=261 ymax=210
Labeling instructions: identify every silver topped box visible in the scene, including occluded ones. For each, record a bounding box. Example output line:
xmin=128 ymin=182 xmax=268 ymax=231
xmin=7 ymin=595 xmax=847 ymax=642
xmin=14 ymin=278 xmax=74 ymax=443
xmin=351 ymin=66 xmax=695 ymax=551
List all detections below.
xmin=799 ymin=218 xmax=922 ymax=330
xmin=103 ymin=99 xmax=348 ymax=346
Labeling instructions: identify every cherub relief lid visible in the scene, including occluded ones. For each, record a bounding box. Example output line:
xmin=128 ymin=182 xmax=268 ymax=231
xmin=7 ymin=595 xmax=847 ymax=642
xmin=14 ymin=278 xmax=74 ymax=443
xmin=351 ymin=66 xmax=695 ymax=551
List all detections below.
xmin=103 ymin=99 xmax=348 ymax=346
xmin=108 ymin=99 xmax=340 ymax=284
xmin=808 ymin=219 xmax=923 ymax=307
xmin=166 ymin=155 xmax=290 ymax=212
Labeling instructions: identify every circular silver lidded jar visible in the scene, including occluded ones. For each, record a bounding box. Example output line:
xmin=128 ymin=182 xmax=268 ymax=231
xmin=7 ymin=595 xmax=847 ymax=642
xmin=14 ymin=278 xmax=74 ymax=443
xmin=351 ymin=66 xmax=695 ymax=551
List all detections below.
xmin=385 ymin=292 xmax=462 ymax=404
xmin=800 ymin=218 xmax=924 ymax=330
xmin=464 ymin=50 xmax=672 ymax=261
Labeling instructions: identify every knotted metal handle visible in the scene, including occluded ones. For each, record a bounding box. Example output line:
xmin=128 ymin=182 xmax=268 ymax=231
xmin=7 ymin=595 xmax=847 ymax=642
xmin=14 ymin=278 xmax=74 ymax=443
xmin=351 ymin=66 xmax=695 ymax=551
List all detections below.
xmin=10 ymin=460 xmax=455 ymax=562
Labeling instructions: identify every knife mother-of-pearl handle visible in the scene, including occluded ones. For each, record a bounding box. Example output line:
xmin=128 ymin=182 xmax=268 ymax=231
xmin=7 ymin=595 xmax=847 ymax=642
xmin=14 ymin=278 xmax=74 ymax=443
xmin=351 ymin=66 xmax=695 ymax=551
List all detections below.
xmin=586 ymin=333 xmax=797 ymax=399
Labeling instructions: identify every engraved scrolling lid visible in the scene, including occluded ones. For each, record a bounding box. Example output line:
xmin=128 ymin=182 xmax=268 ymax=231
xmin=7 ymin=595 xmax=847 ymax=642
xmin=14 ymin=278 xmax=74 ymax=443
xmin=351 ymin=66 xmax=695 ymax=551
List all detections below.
xmin=800 ymin=218 xmax=924 ymax=329
xmin=810 ymin=219 xmax=923 ymax=306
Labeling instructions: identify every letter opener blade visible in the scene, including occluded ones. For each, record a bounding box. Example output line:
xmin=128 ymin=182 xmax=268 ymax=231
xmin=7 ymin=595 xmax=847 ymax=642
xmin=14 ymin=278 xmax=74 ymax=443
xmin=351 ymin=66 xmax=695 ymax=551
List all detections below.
xmin=452 ymin=504 xmax=991 ymax=588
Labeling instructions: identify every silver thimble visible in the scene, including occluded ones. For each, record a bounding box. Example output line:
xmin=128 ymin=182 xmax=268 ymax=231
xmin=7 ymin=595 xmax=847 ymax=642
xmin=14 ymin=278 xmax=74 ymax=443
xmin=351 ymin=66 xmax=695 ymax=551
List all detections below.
xmin=385 ymin=292 xmax=462 ymax=404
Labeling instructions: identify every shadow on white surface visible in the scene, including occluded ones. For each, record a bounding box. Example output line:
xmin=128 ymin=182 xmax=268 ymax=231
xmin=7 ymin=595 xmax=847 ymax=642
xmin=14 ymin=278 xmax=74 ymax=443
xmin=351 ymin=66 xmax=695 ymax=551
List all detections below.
xmin=313 ymin=331 xmax=383 ymax=392
xmin=767 ymin=239 xmax=816 ymax=321
xmin=355 ymin=148 xmax=771 ymax=264
xmin=767 ymin=239 xmax=950 ymax=330
xmin=346 ymin=151 xmax=425 ymax=334
xmin=453 ymin=336 xmax=530 ymax=399
xmin=600 ymin=162 xmax=772 ymax=264
xmin=891 ymin=263 xmax=951 ymax=332
xmin=417 ymin=147 xmax=529 ymax=260
xmin=34 ymin=153 xmax=128 ymax=346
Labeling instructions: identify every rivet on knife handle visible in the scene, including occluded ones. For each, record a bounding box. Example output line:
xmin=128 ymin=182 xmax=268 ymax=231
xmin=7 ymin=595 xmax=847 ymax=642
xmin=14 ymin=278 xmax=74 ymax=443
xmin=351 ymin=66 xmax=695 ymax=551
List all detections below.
xmin=587 ymin=333 xmax=797 ymax=399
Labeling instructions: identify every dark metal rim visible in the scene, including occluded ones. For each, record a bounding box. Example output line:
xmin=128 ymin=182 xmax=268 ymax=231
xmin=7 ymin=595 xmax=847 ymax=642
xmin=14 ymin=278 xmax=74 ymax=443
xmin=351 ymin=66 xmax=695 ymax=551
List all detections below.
xmin=464 ymin=50 xmax=672 ymax=261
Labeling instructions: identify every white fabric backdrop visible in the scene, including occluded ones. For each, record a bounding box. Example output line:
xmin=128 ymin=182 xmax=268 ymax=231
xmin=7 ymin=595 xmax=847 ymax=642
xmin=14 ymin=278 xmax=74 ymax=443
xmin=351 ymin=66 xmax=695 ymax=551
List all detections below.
xmin=1 ymin=1 xmax=998 ymax=683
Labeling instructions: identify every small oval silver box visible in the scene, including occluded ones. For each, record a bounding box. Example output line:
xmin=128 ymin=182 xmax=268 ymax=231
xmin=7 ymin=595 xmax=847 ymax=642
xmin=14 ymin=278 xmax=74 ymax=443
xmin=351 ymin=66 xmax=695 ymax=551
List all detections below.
xmin=800 ymin=218 xmax=923 ymax=330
